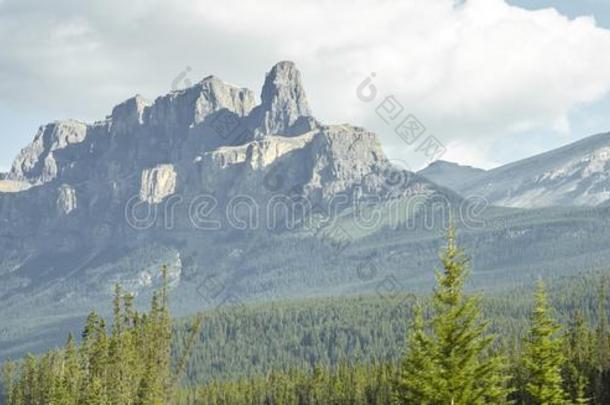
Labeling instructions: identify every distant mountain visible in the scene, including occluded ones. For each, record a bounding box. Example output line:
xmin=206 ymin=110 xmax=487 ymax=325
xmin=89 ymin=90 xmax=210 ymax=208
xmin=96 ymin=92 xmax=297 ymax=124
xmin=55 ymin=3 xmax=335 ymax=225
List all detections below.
xmin=418 ymin=160 xmax=486 ymax=191
xmin=455 ymin=132 xmax=610 ymax=207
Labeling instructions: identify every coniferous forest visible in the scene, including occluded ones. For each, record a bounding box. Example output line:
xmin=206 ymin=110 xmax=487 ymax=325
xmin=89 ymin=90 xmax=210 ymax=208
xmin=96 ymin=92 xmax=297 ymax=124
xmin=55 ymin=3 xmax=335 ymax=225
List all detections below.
xmin=4 ymin=231 xmax=610 ymax=404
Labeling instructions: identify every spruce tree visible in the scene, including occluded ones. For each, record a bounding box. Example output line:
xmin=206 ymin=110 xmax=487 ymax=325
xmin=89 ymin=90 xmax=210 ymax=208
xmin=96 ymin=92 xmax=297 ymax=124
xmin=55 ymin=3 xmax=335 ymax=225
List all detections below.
xmin=594 ymin=279 xmax=610 ymax=403
xmin=108 ymin=284 xmax=131 ymax=404
xmin=564 ymin=311 xmax=593 ymax=403
xmin=393 ymin=306 xmax=436 ymax=403
xmin=24 ymin=354 xmax=38 ymax=404
xmin=2 ymin=360 xmax=16 ymax=405
xmin=394 ymin=228 xmax=509 ymax=404
xmin=523 ymin=280 xmax=567 ymax=404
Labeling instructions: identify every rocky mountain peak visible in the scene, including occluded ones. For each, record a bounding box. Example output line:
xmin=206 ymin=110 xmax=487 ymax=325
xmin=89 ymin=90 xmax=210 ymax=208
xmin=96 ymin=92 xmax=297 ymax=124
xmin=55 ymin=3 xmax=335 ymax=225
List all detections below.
xmin=110 ymin=95 xmax=151 ymax=135
xmin=252 ymin=61 xmax=317 ymax=138
xmin=148 ymin=75 xmax=257 ymax=130
xmin=7 ymin=120 xmax=88 ymax=184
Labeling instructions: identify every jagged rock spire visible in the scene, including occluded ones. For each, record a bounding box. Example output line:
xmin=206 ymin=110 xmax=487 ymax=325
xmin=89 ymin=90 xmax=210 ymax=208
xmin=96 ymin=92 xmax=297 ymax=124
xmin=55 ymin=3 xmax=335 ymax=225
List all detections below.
xmin=251 ymin=61 xmax=317 ymax=137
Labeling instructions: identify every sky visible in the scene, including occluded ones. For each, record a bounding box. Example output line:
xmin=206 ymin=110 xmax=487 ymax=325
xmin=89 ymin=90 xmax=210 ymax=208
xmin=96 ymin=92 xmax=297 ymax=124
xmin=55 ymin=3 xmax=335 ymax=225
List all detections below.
xmin=1 ymin=0 xmax=610 ymax=171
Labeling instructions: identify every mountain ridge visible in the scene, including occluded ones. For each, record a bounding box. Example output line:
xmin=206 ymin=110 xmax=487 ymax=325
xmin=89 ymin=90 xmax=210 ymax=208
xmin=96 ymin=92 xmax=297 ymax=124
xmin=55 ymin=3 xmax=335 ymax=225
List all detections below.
xmin=454 ymin=131 xmax=610 ymax=207
xmin=417 ymin=160 xmax=487 ymax=191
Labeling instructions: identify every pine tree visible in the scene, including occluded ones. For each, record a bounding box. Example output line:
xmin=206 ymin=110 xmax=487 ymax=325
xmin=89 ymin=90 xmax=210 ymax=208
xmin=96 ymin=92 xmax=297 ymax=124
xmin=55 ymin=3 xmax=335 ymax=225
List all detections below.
xmin=135 ymin=268 xmax=174 ymax=404
xmin=393 ymin=306 xmax=436 ymax=403
xmin=523 ymin=280 xmax=567 ymax=404
xmin=564 ymin=311 xmax=594 ymax=403
xmin=158 ymin=265 xmax=173 ymax=402
xmin=394 ymin=228 xmax=509 ymax=404
xmin=173 ymin=312 xmax=204 ymax=392
xmin=2 ymin=360 xmax=16 ymax=405
xmin=121 ymin=291 xmax=140 ymax=402
xmin=594 ymin=278 xmax=610 ymax=403
xmin=108 ymin=284 xmax=131 ymax=405
xmin=63 ymin=333 xmax=80 ymax=404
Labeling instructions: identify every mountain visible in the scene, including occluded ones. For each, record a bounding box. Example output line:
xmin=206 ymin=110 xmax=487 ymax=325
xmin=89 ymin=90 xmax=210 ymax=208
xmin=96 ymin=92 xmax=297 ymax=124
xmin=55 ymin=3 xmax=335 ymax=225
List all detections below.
xmin=0 ymin=61 xmax=460 ymax=359
xmin=4 ymin=61 xmax=610 ymax=362
xmin=417 ymin=160 xmax=486 ymax=191
xmin=453 ymin=132 xmax=610 ymax=207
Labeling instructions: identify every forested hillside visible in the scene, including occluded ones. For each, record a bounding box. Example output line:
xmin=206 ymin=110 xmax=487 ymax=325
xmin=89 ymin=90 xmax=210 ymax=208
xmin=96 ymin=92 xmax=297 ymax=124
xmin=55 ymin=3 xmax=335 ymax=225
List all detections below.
xmin=4 ymin=233 xmax=610 ymax=404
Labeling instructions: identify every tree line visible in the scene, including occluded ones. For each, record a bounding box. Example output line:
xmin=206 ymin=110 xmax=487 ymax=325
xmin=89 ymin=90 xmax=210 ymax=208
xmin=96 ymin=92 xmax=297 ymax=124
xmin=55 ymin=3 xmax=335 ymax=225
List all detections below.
xmin=1 ymin=267 xmax=202 ymax=405
xmin=176 ymin=229 xmax=610 ymax=404
xmin=4 ymin=230 xmax=610 ymax=403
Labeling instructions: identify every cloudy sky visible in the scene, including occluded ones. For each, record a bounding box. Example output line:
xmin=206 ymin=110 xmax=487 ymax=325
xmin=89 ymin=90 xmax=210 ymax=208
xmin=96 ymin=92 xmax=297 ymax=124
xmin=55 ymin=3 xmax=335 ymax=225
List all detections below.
xmin=1 ymin=0 xmax=610 ymax=171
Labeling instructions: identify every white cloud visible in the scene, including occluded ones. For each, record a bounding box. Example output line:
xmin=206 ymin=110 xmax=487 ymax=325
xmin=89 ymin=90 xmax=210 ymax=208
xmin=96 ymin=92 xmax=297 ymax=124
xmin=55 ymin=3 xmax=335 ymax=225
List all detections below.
xmin=1 ymin=0 xmax=610 ymax=168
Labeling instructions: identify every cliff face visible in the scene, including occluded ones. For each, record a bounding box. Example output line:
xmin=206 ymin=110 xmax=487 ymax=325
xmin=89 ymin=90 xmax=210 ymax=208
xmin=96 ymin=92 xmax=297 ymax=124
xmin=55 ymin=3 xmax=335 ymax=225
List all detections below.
xmin=0 ymin=62 xmax=449 ymax=356
xmin=0 ymin=62 xmax=440 ymax=239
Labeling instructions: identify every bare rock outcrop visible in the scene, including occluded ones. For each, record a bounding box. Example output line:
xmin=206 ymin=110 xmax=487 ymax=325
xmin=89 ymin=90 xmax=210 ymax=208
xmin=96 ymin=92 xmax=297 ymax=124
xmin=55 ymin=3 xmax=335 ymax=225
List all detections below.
xmin=139 ymin=164 xmax=178 ymax=204
xmin=250 ymin=61 xmax=318 ymax=138
xmin=57 ymin=184 xmax=78 ymax=215
xmin=8 ymin=120 xmax=88 ymax=185
xmin=110 ymin=95 xmax=151 ymax=136
xmin=149 ymin=76 xmax=256 ymax=130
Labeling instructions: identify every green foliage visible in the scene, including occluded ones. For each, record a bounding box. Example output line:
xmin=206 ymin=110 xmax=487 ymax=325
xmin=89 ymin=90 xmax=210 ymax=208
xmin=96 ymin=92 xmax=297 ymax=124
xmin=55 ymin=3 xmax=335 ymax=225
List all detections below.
xmin=563 ymin=311 xmax=595 ymax=403
xmin=593 ymin=280 xmax=610 ymax=402
xmin=174 ymin=362 xmax=396 ymax=405
xmin=522 ymin=281 xmax=568 ymax=404
xmin=394 ymin=228 xmax=509 ymax=404
xmin=6 ymin=233 xmax=610 ymax=404
xmin=1 ymin=266 xmax=202 ymax=405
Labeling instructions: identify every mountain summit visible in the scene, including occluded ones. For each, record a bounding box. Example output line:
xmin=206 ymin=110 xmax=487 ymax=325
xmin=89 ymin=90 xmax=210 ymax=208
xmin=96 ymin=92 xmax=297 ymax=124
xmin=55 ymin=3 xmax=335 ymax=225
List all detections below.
xmin=252 ymin=61 xmax=317 ymax=137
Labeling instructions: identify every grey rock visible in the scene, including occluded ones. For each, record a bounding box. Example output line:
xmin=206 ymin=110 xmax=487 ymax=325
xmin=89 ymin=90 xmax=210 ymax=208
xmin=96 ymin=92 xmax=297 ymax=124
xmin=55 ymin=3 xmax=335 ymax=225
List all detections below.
xmin=0 ymin=180 xmax=31 ymax=193
xmin=8 ymin=120 xmax=88 ymax=185
xmin=250 ymin=61 xmax=318 ymax=138
xmin=0 ymin=62 xmax=445 ymax=240
xmin=456 ymin=132 xmax=610 ymax=207
xmin=140 ymin=164 xmax=178 ymax=204
xmin=148 ymin=76 xmax=256 ymax=130
xmin=110 ymin=95 xmax=151 ymax=136
xmin=57 ymin=184 xmax=78 ymax=215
